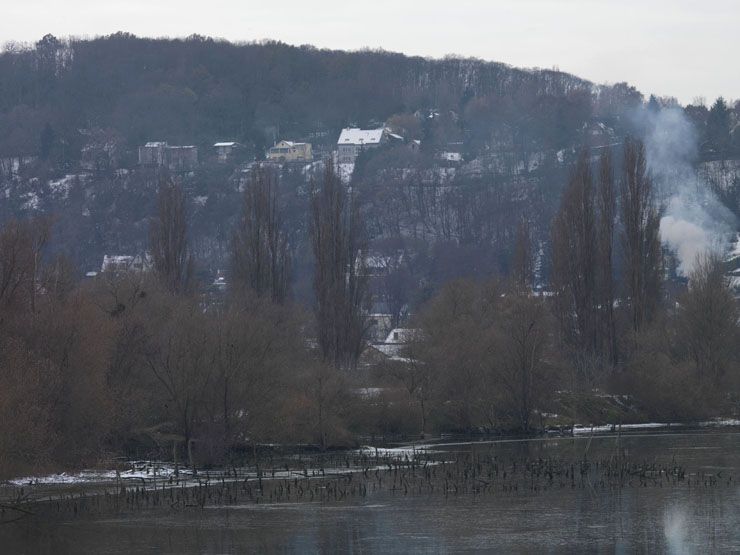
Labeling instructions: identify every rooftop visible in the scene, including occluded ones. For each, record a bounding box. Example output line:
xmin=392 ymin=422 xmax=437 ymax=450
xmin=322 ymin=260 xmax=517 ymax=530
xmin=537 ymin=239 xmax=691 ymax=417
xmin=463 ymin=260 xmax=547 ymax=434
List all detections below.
xmin=273 ymin=140 xmax=308 ymax=147
xmin=337 ymin=128 xmax=385 ymax=146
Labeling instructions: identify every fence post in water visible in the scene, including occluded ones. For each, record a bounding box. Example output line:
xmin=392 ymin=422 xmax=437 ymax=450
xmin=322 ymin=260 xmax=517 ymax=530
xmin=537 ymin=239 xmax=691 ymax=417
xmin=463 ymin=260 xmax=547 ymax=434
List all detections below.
xmin=173 ymin=440 xmax=179 ymax=478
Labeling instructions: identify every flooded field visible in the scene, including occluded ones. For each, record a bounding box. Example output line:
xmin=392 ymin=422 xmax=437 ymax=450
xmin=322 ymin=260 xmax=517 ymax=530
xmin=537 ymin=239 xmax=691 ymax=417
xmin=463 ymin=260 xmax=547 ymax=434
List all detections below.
xmin=2 ymin=430 xmax=739 ymax=553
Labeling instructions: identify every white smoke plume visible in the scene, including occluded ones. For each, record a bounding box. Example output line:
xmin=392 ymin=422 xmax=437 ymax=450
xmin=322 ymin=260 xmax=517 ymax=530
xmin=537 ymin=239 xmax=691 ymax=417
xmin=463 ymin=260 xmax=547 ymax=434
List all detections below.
xmin=634 ymin=107 xmax=737 ymax=275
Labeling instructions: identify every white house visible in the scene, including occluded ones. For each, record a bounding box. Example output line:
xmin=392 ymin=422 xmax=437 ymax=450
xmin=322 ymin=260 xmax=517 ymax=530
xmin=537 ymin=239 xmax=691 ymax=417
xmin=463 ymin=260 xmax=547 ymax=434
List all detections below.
xmin=138 ymin=142 xmax=198 ymax=171
xmin=437 ymin=151 xmax=463 ymax=166
xmin=373 ymin=328 xmax=418 ymax=358
xmin=336 ymin=128 xmax=387 ymax=164
xmin=101 ymin=253 xmax=153 ymax=275
xmin=267 ymin=140 xmax=313 ymax=162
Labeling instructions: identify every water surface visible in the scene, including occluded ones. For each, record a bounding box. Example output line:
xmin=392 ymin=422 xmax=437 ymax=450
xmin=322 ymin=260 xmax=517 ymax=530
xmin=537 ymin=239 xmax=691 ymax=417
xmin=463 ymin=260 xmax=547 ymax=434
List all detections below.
xmin=3 ymin=430 xmax=739 ymax=553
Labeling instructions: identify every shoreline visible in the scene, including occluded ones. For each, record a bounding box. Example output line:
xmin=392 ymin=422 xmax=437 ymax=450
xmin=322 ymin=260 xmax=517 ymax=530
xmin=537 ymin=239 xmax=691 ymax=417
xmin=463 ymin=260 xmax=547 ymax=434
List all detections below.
xmin=5 ymin=419 xmax=739 ymax=490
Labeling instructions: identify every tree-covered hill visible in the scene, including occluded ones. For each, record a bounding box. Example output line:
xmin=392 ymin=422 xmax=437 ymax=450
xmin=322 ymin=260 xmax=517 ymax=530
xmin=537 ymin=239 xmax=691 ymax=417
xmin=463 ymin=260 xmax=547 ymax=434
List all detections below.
xmin=0 ymin=33 xmax=630 ymax=159
xmin=0 ymin=34 xmax=738 ymax=302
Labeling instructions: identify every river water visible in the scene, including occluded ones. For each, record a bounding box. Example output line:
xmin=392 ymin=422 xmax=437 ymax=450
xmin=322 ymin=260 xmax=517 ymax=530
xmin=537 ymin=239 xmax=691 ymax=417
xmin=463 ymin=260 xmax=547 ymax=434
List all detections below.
xmin=2 ymin=430 xmax=739 ymax=553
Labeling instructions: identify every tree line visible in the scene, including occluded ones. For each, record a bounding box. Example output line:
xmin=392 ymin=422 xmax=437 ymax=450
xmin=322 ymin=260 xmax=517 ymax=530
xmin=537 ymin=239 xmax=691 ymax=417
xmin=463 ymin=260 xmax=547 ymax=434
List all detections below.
xmin=0 ymin=163 xmax=367 ymax=478
xmin=0 ymin=144 xmax=738 ymax=479
xmin=396 ymin=138 xmax=739 ymax=437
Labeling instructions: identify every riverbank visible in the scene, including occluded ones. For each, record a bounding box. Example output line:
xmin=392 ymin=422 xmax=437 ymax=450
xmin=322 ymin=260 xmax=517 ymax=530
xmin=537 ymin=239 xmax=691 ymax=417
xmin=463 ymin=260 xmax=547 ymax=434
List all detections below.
xmin=1 ymin=429 xmax=739 ymax=553
xmin=5 ymin=418 xmax=739 ymax=489
xmin=3 ymin=422 xmax=738 ymax=509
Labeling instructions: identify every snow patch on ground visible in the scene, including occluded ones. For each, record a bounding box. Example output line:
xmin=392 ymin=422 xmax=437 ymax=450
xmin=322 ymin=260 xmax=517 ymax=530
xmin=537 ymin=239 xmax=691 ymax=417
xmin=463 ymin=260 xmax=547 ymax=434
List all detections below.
xmin=572 ymin=422 xmax=682 ymax=435
xmin=48 ymin=174 xmax=86 ymax=199
xmin=356 ymin=445 xmax=436 ymax=458
xmin=8 ymin=461 xmax=191 ymax=486
xmin=21 ymin=192 xmax=39 ymax=210
xmin=337 ymin=163 xmax=354 ymax=182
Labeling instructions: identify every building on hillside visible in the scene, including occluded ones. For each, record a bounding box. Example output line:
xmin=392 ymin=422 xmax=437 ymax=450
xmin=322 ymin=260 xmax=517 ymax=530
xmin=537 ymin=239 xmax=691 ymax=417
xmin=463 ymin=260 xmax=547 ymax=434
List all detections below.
xmin=368 ymin=312 xmax=394 ymax=342
xmin=582 ymin=122 xmax=616 ymax=149
xmin=359 ymin=327 xmax=419 ymax=370
xmin=100 ymin=253 xmax=153 ymax=275
xmin=336 ymin=128 xmax=387 ymax=164
xmin=267 ymin=140 xmax=313 ymax=162
xmin=213 ymin=142 xmax=242 ymax=162
xmin=436 ymin=151 xmax=463 ymax=166
xmin=371 ymin=328 xmax=419 ymax=359
xmin=359 ymin=250 xmax=405 ymax=277
xmin=138 ymin=142 xmax=167 ymax=166
xmin=138 ymin=142 xmax=198 ymax=171
xmin=166 ymin=146 xmax=198 ymax=172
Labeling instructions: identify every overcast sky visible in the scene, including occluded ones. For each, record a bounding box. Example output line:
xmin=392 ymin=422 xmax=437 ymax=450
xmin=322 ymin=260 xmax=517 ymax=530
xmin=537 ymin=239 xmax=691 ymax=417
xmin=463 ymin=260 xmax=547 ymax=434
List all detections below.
xmin=2 ymin=0 xmax=737 ymax=105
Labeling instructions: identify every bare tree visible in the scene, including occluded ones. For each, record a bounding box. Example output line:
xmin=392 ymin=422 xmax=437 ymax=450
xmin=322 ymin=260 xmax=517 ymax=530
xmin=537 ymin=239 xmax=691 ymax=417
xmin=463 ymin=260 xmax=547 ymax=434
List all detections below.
xmin=304 ymin=360 xmax=350 ymax=450
xmin=383 ymin=334 xmax=432 ymax=437
xmin=150 ymin=179 xmax=193 ymax=295
xmin=596 ymin=148 xmax=617 ymax=365
xmin=231 ymin=167 xmax=291 ymax=303
xmin=310 ymin=163 xmax=369 ymax=370
xmin=551 ymin=150 xmax=600 ymax=377
xmin=145 ymin=300 xmax=214 ymax=469
xmin=207 ymin=295 xmax=303 ymax=459
xmin=621 ymin=137 xmax=662 ymax=332
xmin=497 ymin=294 xmax=549 ymax=433
xmin=0 ymin=216 xmax=50 ymax=317
xmin=678 ymin=252 xmax=738 ymax=383
xmin=511 ymin=219 xmax=534 ymax=292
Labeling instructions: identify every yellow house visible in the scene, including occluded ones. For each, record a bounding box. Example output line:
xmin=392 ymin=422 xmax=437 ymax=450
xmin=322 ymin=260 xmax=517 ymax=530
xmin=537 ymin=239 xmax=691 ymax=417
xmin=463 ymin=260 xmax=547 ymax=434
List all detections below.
xmin=267 ymin=140 xmax=313 ymax=162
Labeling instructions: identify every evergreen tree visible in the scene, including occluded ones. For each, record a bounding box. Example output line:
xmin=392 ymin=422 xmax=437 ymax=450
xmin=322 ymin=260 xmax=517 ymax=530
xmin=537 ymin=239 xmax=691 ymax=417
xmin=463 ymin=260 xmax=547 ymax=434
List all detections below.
xmin=707 ymin=97 xmax=731 ymax=153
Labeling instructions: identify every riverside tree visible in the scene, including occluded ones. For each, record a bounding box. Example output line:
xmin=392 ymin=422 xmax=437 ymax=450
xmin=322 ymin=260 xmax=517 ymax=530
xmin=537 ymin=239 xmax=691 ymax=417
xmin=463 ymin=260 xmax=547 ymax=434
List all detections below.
xmin=230 ymin=166 xmax=291 ymax=304
xmin=310 ymin=163 xmax=369 ymax=370
xmin=621 ymin=137 xmax=662 ymax=333
xmin=150 ymin=179 xmax=193 ymax=295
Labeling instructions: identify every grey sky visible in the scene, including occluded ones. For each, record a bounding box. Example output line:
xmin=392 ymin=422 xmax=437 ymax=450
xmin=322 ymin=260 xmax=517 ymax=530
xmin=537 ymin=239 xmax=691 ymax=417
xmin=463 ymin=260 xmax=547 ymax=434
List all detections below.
xmin=2 ymin=0 xmax=737 ymax=105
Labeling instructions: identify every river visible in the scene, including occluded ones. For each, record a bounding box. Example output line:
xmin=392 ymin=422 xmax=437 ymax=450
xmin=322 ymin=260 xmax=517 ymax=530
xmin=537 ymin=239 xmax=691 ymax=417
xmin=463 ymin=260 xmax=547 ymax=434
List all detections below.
xmin=2 ymin=429 xmax=738 ymax=553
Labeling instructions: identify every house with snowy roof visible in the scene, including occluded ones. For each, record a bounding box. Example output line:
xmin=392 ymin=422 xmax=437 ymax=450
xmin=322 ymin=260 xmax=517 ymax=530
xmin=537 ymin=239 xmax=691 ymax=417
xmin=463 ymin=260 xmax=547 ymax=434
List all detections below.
xmin=213 ymin=142 xmax=242 ymax=162
xmin=138 ymin=142 xmax=198 ymax=171
xmin=360 ymin=327 xmax=419 ymax=366
xmin=336 ymin=128 xmax=387 ymax=164
xmin=100 ymin=253 xmax=153 ymax=275
xmin=267 ymin=140 xmax=313 ymax=162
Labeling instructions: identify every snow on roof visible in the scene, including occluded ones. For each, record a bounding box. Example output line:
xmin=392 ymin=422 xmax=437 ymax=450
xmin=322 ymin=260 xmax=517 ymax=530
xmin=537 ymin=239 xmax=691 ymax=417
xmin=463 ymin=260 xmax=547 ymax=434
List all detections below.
xmin=271 ymin=141 xmax=308 ymax=148
xmin=384 ymin=328 xmax=417 ymax=345
xmin=214 ymin=142 xmax=238 ymax=147
xmin=144 ymin=141 xmax=167 ymax=148
xmin=374 ymin=343 xmax=404 ymax=357
xmin=101 ymin=253 xmax=152 ymax=273
xmin=438 ymin=152 xmax=462 ymax=162
xmin=337 ymin=128 xmax=385 ymax=146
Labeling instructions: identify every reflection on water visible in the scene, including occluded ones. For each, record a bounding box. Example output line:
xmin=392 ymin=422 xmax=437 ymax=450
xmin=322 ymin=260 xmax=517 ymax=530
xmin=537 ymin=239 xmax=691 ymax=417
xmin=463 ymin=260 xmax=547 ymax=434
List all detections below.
xmin=2 ymin=431 xmax=739 ymax=554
